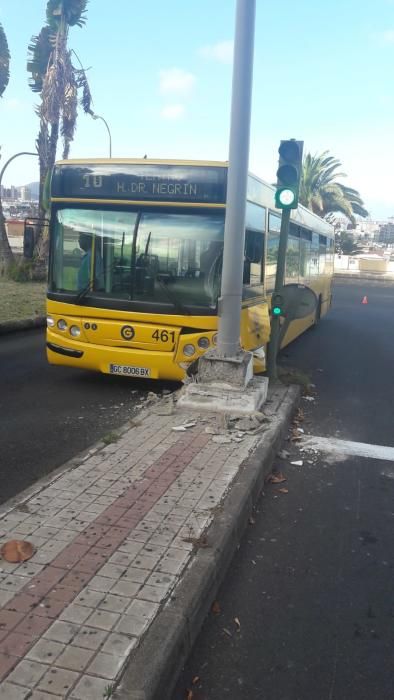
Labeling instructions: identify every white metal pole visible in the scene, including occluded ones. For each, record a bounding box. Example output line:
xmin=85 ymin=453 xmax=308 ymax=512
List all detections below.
xmin=216 ymin=0 xmax=256 ymax=358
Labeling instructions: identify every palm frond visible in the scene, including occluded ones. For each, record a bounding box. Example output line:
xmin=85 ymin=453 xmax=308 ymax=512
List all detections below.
xmin=0 ymin=22 xmax=10 ymax=98
xmin=349 ymin=202 xmax=369 ymax=218
xmin=301 ymin=150 xmax=368 ymax=224
xmin=61 ymin=54 xmax=78 ymax=157
xmin=27 ymin=26 xmax=53 ymax=93
xmin=74 ymin=66 xmax=93 ymax=113
xmin=46 ymin=0 xmax=88 ymax=29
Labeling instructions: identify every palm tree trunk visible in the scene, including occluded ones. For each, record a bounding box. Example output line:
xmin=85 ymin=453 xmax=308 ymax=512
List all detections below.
xmin=0 ymin=198 xmax=14 ymax=275
xmin=34 ymin=120 xmax=59 ymax=260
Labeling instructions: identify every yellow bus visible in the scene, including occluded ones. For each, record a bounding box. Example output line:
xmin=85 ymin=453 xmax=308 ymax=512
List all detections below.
xmin=46 ymin=158 xmax=334 ymax=381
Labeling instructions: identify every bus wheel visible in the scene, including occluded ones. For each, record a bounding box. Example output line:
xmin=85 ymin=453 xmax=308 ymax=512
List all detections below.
xmin=314 ymin=295 xmax=322 ymax=326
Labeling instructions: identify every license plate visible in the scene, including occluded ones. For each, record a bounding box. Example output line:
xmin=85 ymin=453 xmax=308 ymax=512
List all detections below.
xmin=109 ymin=364 xmax=151 ymax=378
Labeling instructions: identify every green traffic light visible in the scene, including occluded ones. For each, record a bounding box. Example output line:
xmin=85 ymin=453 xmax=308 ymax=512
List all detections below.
xmin=272 ymin=306 xmax=282 ymax=316
xmin=275 ymin=139 xmax=304 ymax=210
xmin=275 ymin=187 xmax=296 ymax=209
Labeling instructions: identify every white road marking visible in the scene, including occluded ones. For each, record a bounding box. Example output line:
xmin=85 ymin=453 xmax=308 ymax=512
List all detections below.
xmin=301 ymin=435 xmax=394 ymax=462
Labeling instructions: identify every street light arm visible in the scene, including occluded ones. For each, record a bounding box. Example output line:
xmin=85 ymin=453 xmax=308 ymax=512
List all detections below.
xmin=91 ymin=113 xmax=112 ymax=158
xmin=0 ymin=151 xmax=38 ymax=189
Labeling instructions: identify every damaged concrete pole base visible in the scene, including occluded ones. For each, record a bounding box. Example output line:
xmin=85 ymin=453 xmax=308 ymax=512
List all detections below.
xmin=178 ymin=348 xmax=269 ymax=415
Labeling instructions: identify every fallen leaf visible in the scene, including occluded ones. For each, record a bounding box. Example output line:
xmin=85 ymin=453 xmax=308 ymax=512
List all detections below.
xmin=211 ymin=600 xmax=221 ymax=615
xmin=192 ymin=676 xmax=200 ymax=685
xmin=0 ymin=540 xmax=35 ymax=563
xmin=234 ymin=617 xmax=241 ymax=631
xmin=182 ymin=534 xmax=209 ymax=550
xmin=278 ymin=488 xmax=289 ymax=494
xmin=223 ymin=627 xmax=232 ymax=637
xmin=265 ymin=472 xmax=287 ymax=484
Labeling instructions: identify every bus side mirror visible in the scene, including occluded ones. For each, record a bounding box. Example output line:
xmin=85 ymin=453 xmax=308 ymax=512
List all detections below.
xmin=23 ymin=226 xmax=35 ymax=259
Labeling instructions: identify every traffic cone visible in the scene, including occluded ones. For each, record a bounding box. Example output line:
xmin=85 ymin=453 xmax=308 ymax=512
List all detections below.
xmin=362 ymin=296 xmax=368 ymax=304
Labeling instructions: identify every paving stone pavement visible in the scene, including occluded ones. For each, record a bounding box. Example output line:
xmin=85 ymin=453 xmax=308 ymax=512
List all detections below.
xmin=0 ymin=385 xmax=292 ymax=699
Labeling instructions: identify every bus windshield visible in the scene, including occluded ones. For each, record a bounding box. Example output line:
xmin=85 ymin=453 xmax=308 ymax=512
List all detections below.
xmin=49 ymin=208 xmax=225 ymax=311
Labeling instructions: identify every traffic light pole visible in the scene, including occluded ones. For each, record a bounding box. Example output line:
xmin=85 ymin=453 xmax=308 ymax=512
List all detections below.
xmin=267 ymin=207 xmax=291 ymax=380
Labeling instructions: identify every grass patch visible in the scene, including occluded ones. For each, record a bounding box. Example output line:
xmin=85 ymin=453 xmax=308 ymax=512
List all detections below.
xmin=102 ymin=432 xmax=120 ymax=445
xmin=277 ymin=365 xmax=312 ymax=389
xmin=0 ymin=277 xmax=46 ymax=323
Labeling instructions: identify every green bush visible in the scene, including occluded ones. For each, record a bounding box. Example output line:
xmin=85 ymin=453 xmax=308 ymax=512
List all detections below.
xmin=6 ymin=260 xmax=47 ymax=283
xmin=7 ymin=261 xmax=34 ymax=282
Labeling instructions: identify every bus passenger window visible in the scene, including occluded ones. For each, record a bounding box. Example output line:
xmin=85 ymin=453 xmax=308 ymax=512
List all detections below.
xmin=244 ymin=229 xmax=264 ymax=286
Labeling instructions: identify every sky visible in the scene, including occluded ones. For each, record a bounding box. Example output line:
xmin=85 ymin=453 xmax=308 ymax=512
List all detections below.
xmin=1 ymin=0 xmax=394 ymax=219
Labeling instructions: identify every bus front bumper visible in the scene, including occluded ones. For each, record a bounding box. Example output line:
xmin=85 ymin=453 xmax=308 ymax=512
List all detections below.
xmin=46 ymin=330 xmax=186 ymax=381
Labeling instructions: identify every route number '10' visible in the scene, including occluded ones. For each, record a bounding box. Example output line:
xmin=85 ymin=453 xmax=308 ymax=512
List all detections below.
xmin=82 ymin=174 xmax=103 ymax=188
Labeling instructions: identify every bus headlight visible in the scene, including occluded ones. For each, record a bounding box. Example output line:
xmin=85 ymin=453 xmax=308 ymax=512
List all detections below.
xmin=197 ymin=337 xmax=210 ymax=349
xmin=70 ymin=325 xmax=81 ymax=338
xmin=183 ymin=344 xmax=195 ymax=357
xmin=212 ymin=333 xmax=218 ymax=345
xmin=57 ymin=319 xmax=68 ymax=331
xmin=47 ymin=316 xmax=55 ymax=327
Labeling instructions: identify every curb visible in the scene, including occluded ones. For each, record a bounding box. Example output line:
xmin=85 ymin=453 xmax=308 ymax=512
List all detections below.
xmin=0 ymin=316 xmax=46 ymax=335
xmin=115 ymin=383 xmax=301 ymax=700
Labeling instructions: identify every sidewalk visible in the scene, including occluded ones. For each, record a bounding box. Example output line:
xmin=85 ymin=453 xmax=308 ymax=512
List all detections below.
xmin=0 ymin=382 xmax=298 ymax=700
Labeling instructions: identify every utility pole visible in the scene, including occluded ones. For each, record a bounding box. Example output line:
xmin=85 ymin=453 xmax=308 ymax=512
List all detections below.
xmin=179 ymin=0 xmax=268 ymax=414
xmin=216 ymin=0 xmax=256 ymax=359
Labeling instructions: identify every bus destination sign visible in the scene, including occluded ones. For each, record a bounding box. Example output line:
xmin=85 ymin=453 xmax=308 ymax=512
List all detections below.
xmin=52 ymin=163 xmax=227 ymax=205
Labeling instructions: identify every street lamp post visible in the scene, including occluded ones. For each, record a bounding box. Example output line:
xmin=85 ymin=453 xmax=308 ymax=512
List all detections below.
xmin=91 ymin=113 xmax=112 ymax=158
xmin=0 ymin=151 xmax=38 ymax=190
xmin=0 ymin=151 xmax=39 ymax=270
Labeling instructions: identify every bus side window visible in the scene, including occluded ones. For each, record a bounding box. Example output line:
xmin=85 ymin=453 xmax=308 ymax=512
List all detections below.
xmin=244 ymin=229 xmax=264 ymax=286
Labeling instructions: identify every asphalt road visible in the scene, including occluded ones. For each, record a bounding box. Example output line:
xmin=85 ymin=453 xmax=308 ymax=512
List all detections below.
xmin=0 ymin=329 xmax=176 ymax=505
xmin=172 ymin=279 xmax=394 ymax=700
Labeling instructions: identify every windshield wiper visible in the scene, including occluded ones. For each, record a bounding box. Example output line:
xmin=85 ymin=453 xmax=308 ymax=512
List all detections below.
xmin=73 ymin=281 xmax=93 ymax=304
xmin=155 ymin=274 xmax=190 ymax=315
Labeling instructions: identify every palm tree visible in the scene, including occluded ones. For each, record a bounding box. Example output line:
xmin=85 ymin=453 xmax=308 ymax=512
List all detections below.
xmin=0 ymin=22 xmax=14 ymax=274
xmin=27 ymin=0 xmax=93 ymax=257
xmin=300 ymin=151 xmax=368 ymax=225
xmin=0 ymin=22 xmax=10 ymax=98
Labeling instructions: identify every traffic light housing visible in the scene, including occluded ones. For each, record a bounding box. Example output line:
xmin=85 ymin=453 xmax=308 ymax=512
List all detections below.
xmin=271 ymin=292 xmax=285 ymax=318
xmin=275 ymin=139 xmax=303 ymax=209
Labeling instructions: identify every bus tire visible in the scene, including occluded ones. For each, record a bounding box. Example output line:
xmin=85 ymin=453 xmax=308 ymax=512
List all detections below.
xmin=314 ymin=295 xmax=322 ymax=326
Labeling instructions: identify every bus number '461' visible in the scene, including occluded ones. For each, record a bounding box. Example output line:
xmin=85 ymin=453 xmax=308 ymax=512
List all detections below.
xmin=152 ymin=329 xmax=175 ymax=342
